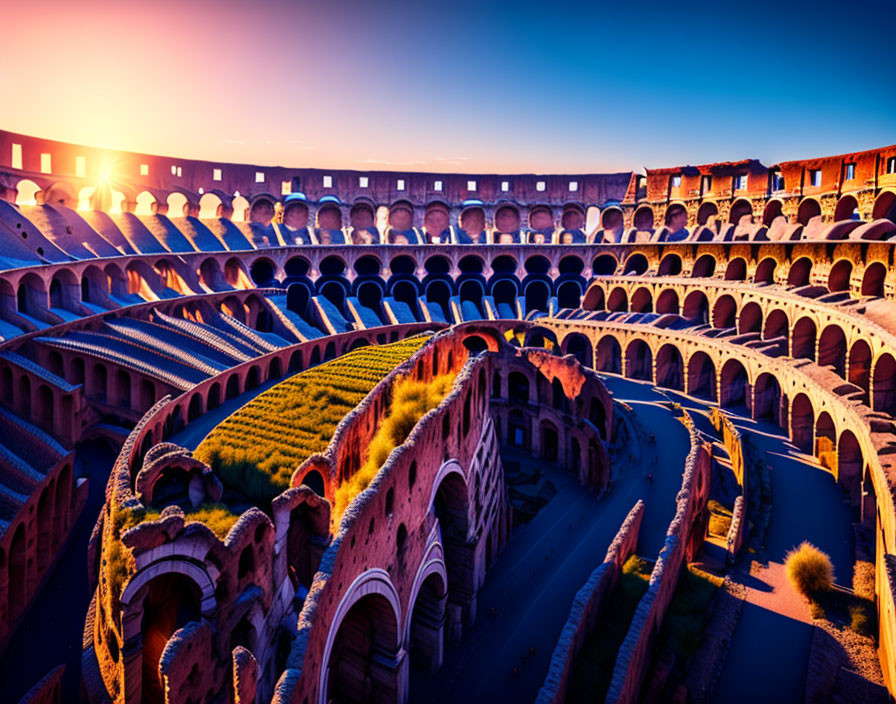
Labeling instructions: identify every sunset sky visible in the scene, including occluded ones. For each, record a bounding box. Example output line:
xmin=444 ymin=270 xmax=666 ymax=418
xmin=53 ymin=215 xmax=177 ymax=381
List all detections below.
xmin=1 ymin=0 xmax=893 ymax=173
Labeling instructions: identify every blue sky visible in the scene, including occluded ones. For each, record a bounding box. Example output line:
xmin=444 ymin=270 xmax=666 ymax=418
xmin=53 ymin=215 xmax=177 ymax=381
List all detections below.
xmin=0 ymin=0 xmax=893 ymax=172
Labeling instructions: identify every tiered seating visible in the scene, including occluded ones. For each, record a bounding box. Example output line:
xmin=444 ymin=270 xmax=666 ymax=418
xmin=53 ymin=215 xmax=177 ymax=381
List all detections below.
xmin=264 ymin=295 xmax=324 ymax=342
xmin=346 ymin=297 xmax=384 ymax=329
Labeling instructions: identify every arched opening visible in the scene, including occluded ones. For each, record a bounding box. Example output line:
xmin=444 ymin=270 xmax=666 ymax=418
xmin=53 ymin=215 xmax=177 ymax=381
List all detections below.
xmin=872 ymin=190 xmax=896 ymax=225
xmin=754 ymin=258 xmax=777 ymax=284
xmin=763 ymin=309 xmax=789 ymax=344
xmin=326 ymin=591 xmax=400 ymax=704
xmin=556 ymin=280 xmax=582 ymax=309
xmin=861 ymin=263 xmax=886 ymax=297
xmin=657 ymin=254 xmax=682 ymax=276
xmin=655 ymin=289 xmax=679 ymax=315
xmin=872 ymin=353 xmax=896 ymax=415
xmin=834 ymin=195 xmax=860 ymax=222
xmin=711 ymin=295 xmax=737 ymax=329
xmin=791 ymin=394 xmax=814 ymax=453
xmin=320 ymin=280 xmax=347 ymax=312
xmin=432 ymin=471 xmax=471 ymax=624
xmin=460 ymin=206 xmax=485 ymax=240
xmin=623 ymin=253 xmax=648 ymax=275
xmin=630 ymin=287 xmax=653 ymax=313
xmin=592 ymin=254 xmax=618 ymax=276
xmin=524 ymin=280 xmax=550 ymax=313
xmin=687 ymin=352 xmax=717 ymax=401
xmin=692 ymin=254 xmax=716 ymax=278
xmin=249 ymin=258 xmax=277 ymax=287
xmin=697 ymin=201 xmax=718 ymax=227
xmin=720 ymin=359 xmax=748 ymax=408
xmin=198 ymin=192 xmax=224 ymax=219
xmin=797 ymin=198 xmax=822 ymax=226
xmin=425 ymin=280 xmax=452 ymax=321
xmin=738 ymin=302 xmax=763 ymax=335
xmin=763 ymin=199 xmax=784 ymax=227
xmin=166 ymin=192 xmax=189 ymax=218
xmin=815 ymin=412 xmax=837 ymax=471
xmin=682 ymin=291 xmax=709 ymax=323
xmin=848 ymin=340 xmax=871 ymax=404
xmin=508 ymin=372 xmax=530 ymax=404
xmin=787 ymin=257 xmax=812 ymax=287
xmin=729 ymin=199 xmax=753 ymax=224
xmin=724 ymin=258 xmax=747 ymax=281
xmin=837 ymin=430 xmax=862 ymax=504
xmin=828 ymin=260 xmax=853 ymax=293
xmin=753 ymin=373 xmax=782 ymax=425
xmin=817 ymin=325 xmax=847 ymax=375
xmin=287 ymin=283 xmax=311 ymax=316
xmin=139 ymin=573 xmax=202 ymax=704
xmin=633 ymin=206 xmax=654 ymax=231
xmin=563 ymin=333 xmax=592 ymax=367
xmin=625 ymin=340 xmax=652 ymax=381
xmin=792 ymin=317 xmax=817 ymax=361
xmin=596 ymin=336 xmax=622 ymax=374
xmin=656 ymin=344 xmax=684 ymax=391
xmin=607 ymin=288 xmax=628 ymax=312
xmin=409 ymin=571 xmax=447 ymax=674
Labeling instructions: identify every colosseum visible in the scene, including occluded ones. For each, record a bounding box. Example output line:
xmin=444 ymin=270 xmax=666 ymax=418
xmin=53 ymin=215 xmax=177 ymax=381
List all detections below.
xmin=0 ymin=123 xmax=895 ymax=704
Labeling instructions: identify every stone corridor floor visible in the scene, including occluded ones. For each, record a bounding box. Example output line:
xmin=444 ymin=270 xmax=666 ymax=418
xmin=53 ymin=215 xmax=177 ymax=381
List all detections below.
xmin=411 ymin=381 xmax=692 ymax=703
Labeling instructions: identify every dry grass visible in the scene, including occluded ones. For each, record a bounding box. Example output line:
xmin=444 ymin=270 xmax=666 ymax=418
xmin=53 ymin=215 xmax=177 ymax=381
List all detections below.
xmin=707 ymin=499 xmax=733 ymax=537
xmin=332 ymin=373 xmax=455 ymax=520
xmin=786 ymin=541 xmax=833 ymax=598
xmin=195 ymin=336 xmax=430 ymax=503
xmin=853 ymin=560 xmax=875 ymax=601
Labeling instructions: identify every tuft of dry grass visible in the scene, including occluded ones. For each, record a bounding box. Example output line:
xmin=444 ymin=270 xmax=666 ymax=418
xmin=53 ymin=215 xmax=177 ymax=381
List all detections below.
xmin=332 ymin=373 xmax=454 ymax=520
xmin=786 ymin=541 xmax=833 ymax=598
xmin=853 ymin=560 xmax=875 ymax=602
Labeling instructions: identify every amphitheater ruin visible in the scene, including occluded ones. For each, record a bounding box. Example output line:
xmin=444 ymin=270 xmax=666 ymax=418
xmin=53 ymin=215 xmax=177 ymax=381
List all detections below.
xmin=0 ymin=129 xmax=894 ymax=703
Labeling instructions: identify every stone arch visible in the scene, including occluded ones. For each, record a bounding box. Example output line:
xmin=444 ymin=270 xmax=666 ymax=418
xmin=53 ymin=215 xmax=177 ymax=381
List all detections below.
xmin=166 ymin=191 xmax=190 ymax=218
xmin=231 ymin=195 xmax=250 ymax=222
xmin=317 ymin=202 xmax=343 ymax=231
xmin=797 ymin=198 xmax=822 ymax=226
xmin=596 ymin=336 xmax=622 ymax=374
xmin=711 ymin=294 xmax=737 ymax=329
xmin=623 ymin=253 xmax=649 ymax=275
xmin=787 ymin=257 xmax=812 ymax=287
xmin=592 ymin=254 xmax=618 ymax=276
xmin=724 ymin=257 xmax=747 ymax=281
xmin=729 ymin=198 xmax=753 ymax=224
xmin=687 ymin=351 xmax=717 ymax=401
xmin=682 ymin=290 xmax=709 ymax=323
xmin=835 ymin=194 xmax=860 ymax=222
xmin=556 ymin=280 xmax=582 ymax=309
xmin=460 ymin=206 xmax=486 ymax=240
xmin=406 ymin=548 xmax=448 ymax=674
xmin=607 ymin=287 xmax=628 ymax=312
xmin=828 ymin=259 xmax=853 ymax=292
xmin=581 ymin=285 xmax=605 ymax=311
xmin=720 ymin=358 xmax=748 ymax=408
xmin=872 ymin=352 xmax=896 ymax=415
xmin=861 ymin=262 xmax=886 ymax=297
xmin=562 ymin=332 xmax=593 ymax=367
xmin=792 ymin=317 xmax=817 ymax=361
xmin=656 ymin=344 xmax=684 ymax=390
xmin=738 ymin=301 xmax=763 ymax=334
xmin=657 ymin=253 xmax=682 ymax=276
xmin=763 ymin=199 xmax=784 ymax=227
xmin=791 ymin=393 xmax=814 ymax=453
xmin=753 ymin=372 xmax=782 ymax=425
xmin=624 ymin=339 xmax=652 ymax=381
xmin=815 ymin=411 xmax=837 ymax=470
xmin=872 ymin=190 xmax=896 ymax=224
xmin=198 ymin=192 xmax=224 ymax=219
xmin=754 ymin=257 xmax=777 ymax=284
xmin=15 ymin=179 xmax=42 ymax=206
xmin=630 ymin=287 xmax=653 ymax=313
xmin=697 ymin=201 xmax=718 ymax=226
xmin=320 ymin=569 xmax=402 ymax=704
xmin=632 ymin=205 xmax=654 ymax=231
xmin=692 ymin=254 xmax=716 ymax=278
xmin=763 ymin=309 xmax=789 ymax=344
xmin=817 ymin=324 xmax=847 ymax=375
xmin=837 ymin=430 xmax=862 ymax=502
xmin=848 ymin=339 xmax=872 ymax=404
xmin=655 ymin=289 xmax=679 ymax=315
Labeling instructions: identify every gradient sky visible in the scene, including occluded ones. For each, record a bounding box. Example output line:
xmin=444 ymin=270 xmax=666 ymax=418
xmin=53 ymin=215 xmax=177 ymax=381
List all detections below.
xmin=1 ymin=0 xmax=893 ymax=173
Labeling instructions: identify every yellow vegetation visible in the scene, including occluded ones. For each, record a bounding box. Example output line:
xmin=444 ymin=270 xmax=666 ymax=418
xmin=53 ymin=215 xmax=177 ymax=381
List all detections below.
xmin=332 ymin=373 xmax=455 ymax=521
xmin=194 ymin=336 xmax=430 ymax=503
xmin=785 ymin=541 xmax=833 ymax=597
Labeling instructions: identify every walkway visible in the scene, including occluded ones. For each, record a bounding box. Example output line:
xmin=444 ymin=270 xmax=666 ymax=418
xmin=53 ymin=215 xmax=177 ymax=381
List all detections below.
xmin=412 ymin=380 xmax=692 ymax=703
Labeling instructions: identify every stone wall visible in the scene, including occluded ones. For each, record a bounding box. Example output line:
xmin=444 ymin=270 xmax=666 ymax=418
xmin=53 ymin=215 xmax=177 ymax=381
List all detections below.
xmin=536 ymin=500 xmax=644 ymax=704
xmin=709 ymin=408 xmax=748 ymax=562
xmin=605 ymin=410 xmax=711 ymax=704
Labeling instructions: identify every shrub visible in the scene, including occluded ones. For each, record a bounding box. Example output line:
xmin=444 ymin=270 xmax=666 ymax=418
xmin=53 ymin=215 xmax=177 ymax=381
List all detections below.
xmin=853 ymin=560 xmax=875 ymax=601
xmin=785 ymin=541 xmax=833 ymax=598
